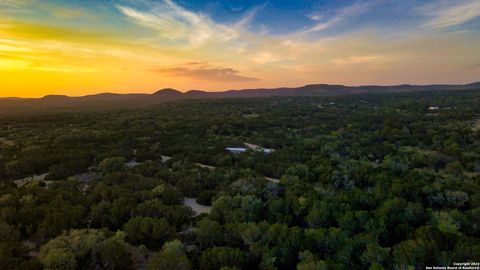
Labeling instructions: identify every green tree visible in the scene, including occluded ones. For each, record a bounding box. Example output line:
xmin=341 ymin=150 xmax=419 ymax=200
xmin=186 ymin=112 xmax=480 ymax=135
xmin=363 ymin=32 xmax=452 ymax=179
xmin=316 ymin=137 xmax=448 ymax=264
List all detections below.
xmin=240 ymin=195 xmax=263 ymax=222
xmin=99 ymin=157 xmax=126 ymax=174
xmin=124 ymin=217 xmax=175 ymax=248
xmin=200 ymin=247 xmax=246 ymax=270
xmin=197 ymin=218 xmax=223 ymax=250
xmin=360 ymin=243 xmax=390 ymax=267
xmin=296 ymin=251 xmax=327 ymax=270
xmin=0 ymin=220 xmax=38 ymax=270
xmin=98 ymin=232 xmax=135 ymax=270
xmin=39 ymin=229 xmax=134 ymax=270
xmin=147 ymin=240 xmax=191 ymax=270
xmin=392 ymin=240 xmax=425 ymax=269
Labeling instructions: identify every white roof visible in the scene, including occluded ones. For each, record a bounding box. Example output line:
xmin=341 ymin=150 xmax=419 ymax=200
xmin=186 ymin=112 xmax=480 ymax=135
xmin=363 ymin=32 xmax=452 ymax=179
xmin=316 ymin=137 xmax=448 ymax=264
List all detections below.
xmin=226 ymin=147 xmax=247 ymax=151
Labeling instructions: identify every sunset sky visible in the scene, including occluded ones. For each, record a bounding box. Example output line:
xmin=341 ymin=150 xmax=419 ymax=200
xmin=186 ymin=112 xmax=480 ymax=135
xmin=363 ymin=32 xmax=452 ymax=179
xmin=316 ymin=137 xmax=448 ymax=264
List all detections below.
xmin=1 ymin=0 xmax=480 ymax=97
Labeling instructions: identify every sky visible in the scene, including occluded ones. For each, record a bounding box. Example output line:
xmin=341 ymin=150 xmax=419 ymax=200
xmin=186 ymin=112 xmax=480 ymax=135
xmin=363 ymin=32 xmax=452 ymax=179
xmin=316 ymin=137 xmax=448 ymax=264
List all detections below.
xmin=1 ymin=0 xmax=480 ymax=97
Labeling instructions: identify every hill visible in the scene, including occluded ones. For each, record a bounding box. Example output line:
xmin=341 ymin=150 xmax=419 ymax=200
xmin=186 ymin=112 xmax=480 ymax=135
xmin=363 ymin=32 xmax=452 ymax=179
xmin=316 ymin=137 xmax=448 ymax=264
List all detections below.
xmin=1 ymin=82 xmax=479 ymax=114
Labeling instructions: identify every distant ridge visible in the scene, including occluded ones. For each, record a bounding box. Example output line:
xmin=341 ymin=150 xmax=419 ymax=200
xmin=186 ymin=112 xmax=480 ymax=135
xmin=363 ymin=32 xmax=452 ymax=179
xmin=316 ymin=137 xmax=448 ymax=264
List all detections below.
xmin=152 ymin=88 xmax=183 ymax=101
xmin=153 ymin=88 xmax=183 ymax=95
xmin=41 ymin=95 xmax=70 ymax=101
xmin=1 ymin=82 xmax=480 ymax=113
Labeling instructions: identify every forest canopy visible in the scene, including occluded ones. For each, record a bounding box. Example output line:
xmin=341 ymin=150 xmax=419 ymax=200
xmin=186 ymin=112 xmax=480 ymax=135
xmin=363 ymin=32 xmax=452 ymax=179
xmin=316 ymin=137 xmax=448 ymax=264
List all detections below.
xmin=1 ymin=90 xmax=480 ymax=269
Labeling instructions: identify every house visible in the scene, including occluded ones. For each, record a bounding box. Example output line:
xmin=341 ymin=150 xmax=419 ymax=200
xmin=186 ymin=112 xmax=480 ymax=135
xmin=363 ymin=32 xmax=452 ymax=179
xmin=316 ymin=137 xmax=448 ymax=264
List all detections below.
xmin=225 ymin=147 xmax=247 ymax=154
xmin=244 ymin=142 xmax=275 ymax=154
xmin=261 ymin=148 xmax=275 ymax=154
xmin=125 ymin=160 xmax=141 ymax=168
xmin=226 ymin=144 xmax=274 ymax=154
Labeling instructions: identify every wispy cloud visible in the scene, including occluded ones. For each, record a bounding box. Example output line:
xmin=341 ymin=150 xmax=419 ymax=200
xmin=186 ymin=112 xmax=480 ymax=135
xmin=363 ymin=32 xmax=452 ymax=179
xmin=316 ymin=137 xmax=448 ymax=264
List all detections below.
xmin=153 ymin=62 xmax=258 ymax=81
xmin=0 ymin=0 xmax=30 ymax=8
xmin=114 ymin=0 xmax=377 ymax=67
xmin=232 ymin=3 xmax=266 ymax=31
xmin=302 ymin=1 xmax=373 ymax=34
xmin=117 ymin=0 xmax=239 ymax=47
xmin=251 ymin=52 xmax=280 ymax=64
xmin=0 ymin=0 xmax=34 ymax=15
xmin=420 ymin=0 xmax=480 ymax=29
xmin=332 ymin=55 xmax=381 ymax=66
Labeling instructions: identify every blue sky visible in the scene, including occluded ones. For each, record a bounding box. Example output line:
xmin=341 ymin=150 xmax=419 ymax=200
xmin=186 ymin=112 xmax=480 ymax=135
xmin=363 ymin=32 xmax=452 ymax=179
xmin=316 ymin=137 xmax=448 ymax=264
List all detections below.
xmin=146 ymin=0 xmax=480 ymax=34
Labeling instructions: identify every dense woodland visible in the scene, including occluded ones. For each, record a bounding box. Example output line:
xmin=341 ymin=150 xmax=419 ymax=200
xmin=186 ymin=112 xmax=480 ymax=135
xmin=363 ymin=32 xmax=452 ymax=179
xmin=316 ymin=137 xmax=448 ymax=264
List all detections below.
xmin=1 ymin=90 xmax=480 ymax=269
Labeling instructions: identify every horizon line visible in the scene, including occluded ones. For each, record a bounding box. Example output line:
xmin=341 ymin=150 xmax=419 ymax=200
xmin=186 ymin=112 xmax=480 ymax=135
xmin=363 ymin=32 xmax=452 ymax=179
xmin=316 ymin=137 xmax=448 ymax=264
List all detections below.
xmin=2 ymin=81 xmax=479 ymax=99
